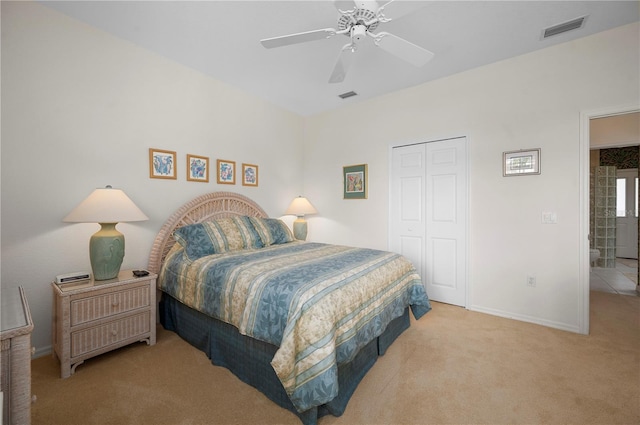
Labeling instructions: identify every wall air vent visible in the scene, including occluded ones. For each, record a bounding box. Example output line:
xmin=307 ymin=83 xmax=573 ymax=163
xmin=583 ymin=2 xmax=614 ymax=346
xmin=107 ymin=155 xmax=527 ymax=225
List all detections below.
xmin=543 ymin=16 xmax=587 ymax=39
xmin=338 ymin=91 xmax=358 ymax=99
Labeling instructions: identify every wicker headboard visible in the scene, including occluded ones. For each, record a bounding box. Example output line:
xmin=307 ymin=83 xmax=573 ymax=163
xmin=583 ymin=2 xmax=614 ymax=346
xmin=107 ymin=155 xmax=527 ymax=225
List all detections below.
xmin=147 ymin=191 xmax=268 ymax=274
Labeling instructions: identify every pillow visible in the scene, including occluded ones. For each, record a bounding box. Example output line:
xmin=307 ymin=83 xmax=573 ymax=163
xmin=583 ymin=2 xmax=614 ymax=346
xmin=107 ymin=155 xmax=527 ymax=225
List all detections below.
xmin=248 ymin=217 xmax=295 ymax=246
xmin=173 ymin=216 xmax=263 ymax=261
xmin=224 ymin=216 xmax=264 ymax=250
xmin=173 ymin=222 xmax=222 ymax=261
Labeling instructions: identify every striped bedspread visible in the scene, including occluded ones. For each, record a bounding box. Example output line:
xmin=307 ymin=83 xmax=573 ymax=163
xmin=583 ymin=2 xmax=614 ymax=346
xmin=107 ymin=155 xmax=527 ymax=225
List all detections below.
xmin=159 ymin=241 xmax=431 ymax=412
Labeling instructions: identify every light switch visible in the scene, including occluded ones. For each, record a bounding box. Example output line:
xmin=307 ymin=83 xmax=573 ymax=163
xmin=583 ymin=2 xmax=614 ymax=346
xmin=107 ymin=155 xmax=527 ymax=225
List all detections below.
xmin=542 ymin=212 xmax=557 ymax=224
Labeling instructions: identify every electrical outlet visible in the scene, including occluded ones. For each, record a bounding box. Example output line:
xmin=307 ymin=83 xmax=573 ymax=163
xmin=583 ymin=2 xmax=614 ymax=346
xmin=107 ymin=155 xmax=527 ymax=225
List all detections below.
xmin=527 ymin=275 xmax=537 ymax=287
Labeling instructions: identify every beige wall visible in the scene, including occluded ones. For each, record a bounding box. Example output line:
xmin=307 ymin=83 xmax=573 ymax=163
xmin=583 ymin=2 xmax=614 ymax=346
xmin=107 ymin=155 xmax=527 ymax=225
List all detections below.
xmin=1 ymin=2 xmax=304 ymax=353
xmin=302 ymin=22 xmax=640 ymax=332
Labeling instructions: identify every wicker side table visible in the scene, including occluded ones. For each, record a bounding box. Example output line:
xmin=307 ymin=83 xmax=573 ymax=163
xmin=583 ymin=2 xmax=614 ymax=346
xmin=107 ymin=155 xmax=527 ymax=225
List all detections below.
xmin=1 ymin=286 xmax=34 ymax=425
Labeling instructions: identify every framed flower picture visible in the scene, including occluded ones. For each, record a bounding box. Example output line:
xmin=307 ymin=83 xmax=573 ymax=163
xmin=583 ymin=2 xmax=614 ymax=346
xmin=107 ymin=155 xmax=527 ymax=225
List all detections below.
xmin=187 ymin=154 xmax=209 ymax=182
xmin=149 ymin=148 xmax=176 ymax=179
xmin=217 ymin=159 xmax=236 ymax=184
xmin=242 ymin=163 xmax=259 ymax=187
xmin=343 ymin=164 xmax=367 ymax=199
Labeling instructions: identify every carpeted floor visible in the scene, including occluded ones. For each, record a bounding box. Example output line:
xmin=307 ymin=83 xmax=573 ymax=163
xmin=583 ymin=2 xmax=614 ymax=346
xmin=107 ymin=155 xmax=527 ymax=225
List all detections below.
xmin=31 ymin=291 xmax=640 ymax=425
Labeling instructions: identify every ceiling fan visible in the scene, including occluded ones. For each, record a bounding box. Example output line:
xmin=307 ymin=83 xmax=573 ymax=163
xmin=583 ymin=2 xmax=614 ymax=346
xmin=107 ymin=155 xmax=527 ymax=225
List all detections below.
xmin=260 ymin=0 xmax=434 ymax=84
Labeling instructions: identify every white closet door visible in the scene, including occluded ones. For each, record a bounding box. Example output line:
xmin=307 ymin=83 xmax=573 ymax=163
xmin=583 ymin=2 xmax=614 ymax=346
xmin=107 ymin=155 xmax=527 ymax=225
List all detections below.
xmin=424 ymin=138 xmax=467 ymax=306
xmin=390 ymin=137 xmax=467 ymax=307
xmin=390 ymin=143 xmax=426 ymax=279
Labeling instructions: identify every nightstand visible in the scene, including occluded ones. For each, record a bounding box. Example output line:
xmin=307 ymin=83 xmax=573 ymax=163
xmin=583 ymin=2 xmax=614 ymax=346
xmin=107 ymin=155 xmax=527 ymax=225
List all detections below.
xmin=52 ymin=270 xmax=157 ymax=378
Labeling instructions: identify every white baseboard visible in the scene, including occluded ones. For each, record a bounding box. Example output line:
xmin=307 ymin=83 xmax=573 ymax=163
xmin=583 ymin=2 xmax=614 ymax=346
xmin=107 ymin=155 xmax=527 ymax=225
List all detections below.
xmin=32 ymin=345 xmax=52 ymax=359
xmin=468 ymin=304 xmax=581 ymax=334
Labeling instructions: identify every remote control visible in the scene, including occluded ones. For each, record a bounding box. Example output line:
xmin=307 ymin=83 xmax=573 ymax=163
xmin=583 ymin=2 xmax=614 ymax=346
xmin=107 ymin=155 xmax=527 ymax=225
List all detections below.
xmin=132 ymin=270 xmax=149 ymax=277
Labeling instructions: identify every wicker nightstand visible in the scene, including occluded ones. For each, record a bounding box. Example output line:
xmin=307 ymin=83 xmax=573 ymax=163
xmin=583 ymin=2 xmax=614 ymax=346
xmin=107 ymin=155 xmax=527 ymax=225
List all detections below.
xmin=52 ymin=270 xmax=157 ymax=378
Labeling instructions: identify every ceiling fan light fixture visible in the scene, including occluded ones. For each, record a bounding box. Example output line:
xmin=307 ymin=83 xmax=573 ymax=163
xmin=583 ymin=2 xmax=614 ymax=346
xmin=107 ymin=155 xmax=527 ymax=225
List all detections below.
xmin=351 ymin=25 xmax=367 ymax=42
xmin=261 ymin=0 xmax=435 ymax=83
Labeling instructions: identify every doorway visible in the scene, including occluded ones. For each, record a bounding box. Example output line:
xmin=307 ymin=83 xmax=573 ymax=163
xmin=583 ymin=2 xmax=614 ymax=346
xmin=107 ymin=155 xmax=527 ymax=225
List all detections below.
xmin=580 ymin=105 xmax=640 ymax=334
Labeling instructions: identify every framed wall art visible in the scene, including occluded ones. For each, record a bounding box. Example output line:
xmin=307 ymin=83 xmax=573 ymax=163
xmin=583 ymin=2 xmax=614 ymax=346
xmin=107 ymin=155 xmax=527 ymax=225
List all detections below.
xmin=343 ymin=164 xmax=368 ymax=199
xmin=503 ymin=149 xmax=541 ymax=176
xmin=149 ymin=148 xmax=176 ymax=179
xmin=242 ymin=163 xmax=259 ymax=187
xmin=217 ymin=159 xmax=236 ymax=184
xmin=187 ymin=154 xmax=209 ymax=183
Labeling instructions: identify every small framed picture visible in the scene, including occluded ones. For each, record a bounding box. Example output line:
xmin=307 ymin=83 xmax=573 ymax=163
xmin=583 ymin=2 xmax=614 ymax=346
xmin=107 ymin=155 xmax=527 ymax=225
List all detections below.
xmin=242 ymin=163 xmax=259 ymax=187
xmin=149 ymin=148 xmax=176 ymax=179
xmin=503 ymin=149 xmax=541 ymax=176
xmin=343 ymin=164 xmax=367 ymax=199
xmin=187 ymin=154 xmax=209 ymax=183
xmin=217 ymin=159 xmax=236 ymax=184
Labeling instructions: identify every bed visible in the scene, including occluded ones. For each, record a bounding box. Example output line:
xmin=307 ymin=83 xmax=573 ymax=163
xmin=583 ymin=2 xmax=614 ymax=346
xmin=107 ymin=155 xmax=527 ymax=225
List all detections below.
xmin=148 ymin=191 xmax=431 ymax=424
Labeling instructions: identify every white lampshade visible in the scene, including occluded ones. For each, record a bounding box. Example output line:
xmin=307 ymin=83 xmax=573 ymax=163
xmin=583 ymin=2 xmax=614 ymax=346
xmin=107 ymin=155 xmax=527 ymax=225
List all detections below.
xmin=64 ymin=185 xmax=147 ymax=280
xmin=64 ymin=185 xmax=148 ymax=223
xmin=285 ymin=196 xmax=317 ymax=241
xmin=284 ymin=196 xmax=318 ymax=217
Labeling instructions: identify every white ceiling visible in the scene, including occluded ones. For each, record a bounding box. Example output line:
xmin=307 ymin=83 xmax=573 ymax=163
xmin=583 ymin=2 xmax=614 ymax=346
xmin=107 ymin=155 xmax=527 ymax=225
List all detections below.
xmin=42 ymin=1 xmax=639 ymax=116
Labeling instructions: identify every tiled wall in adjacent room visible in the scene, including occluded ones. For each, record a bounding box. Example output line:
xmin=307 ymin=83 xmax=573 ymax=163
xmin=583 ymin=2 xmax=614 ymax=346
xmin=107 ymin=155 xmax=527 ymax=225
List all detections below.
xmin=591 ymin=166 xmax=617 ymax=268
xmin=599 ymin=146 xmax=639 ymax=169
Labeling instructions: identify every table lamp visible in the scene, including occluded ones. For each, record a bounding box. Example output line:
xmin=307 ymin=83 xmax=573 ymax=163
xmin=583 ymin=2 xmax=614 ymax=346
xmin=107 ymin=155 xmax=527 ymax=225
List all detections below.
xmin=63 ymin=185 xmax=148 ymax=280
xmin=284 ymin=196 xmax=317 ymax=241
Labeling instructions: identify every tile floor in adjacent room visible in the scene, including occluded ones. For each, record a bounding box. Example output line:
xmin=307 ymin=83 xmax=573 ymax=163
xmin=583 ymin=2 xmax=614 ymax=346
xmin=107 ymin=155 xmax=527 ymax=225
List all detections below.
xmin=590 ymin=258 xmax=639 ymax=296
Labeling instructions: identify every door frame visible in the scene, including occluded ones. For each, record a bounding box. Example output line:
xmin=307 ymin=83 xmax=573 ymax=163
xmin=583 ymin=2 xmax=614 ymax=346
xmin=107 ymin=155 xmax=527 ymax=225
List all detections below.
xmin=579 ymin=104 xmax=639 ymax=335
xmin=388 ymin=136 xmax=470 ymax=308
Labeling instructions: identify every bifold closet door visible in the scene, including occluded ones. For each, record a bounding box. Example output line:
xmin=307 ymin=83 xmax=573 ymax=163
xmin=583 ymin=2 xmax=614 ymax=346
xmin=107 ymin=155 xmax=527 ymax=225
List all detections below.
xmin=390 ymin=137 xmax=467 ymax=307
xmin=390 ymin=143 xmax=426 ymax=286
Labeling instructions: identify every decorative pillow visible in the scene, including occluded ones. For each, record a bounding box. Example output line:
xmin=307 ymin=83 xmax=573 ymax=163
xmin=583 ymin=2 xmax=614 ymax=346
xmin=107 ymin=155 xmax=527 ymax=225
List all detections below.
xmin=248 ymin=217 xmax=295 ymax=246
xmin=173 ymin=222 xmax=223 ymax=261
xmin=173 ymin=216 xmax=263 ymax=261
xmin=226 ymin=216 xmax=264 ymax=250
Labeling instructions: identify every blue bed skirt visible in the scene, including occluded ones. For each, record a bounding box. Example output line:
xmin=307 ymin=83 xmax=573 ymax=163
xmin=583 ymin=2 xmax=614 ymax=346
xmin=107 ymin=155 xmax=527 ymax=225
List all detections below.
xmin=159 ymin=294 xmax=410 ymax=425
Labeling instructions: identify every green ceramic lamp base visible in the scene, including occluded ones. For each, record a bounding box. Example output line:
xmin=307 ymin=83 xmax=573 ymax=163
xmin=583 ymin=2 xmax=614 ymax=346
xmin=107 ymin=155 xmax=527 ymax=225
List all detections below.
xmin=292 ymin=217 xmax=308 ymax=241
xmin=89 ymin=223 xmax=125 ymax=280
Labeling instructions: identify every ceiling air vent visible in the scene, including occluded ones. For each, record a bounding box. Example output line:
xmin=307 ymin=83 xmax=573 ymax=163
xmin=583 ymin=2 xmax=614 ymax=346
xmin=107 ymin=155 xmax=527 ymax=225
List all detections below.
xmin=338 ymin=91 xmax=358 ymax=99
xmin=543 ymin=16 xmax=587 ymax=39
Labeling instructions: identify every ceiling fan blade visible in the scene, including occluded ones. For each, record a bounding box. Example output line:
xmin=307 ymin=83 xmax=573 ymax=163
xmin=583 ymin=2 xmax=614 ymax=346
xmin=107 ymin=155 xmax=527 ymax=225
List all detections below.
xmin=261 ymin=28 xmax=337 ymax=49
xmin=377 ymin=0 xmax=426 ymax=20
xmin=333 ymin=1 xmax=355 ymax=12
xmin=375 ymin=32 xmax=434 ymax=67
xmin=329 ymin=44 xmax=357 ymax=84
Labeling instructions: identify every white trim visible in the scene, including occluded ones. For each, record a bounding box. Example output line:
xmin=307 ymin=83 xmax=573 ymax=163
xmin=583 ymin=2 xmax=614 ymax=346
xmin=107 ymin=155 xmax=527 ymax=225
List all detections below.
xmin=33 ymin=344 xmax=52 ymax=359
xmin=590 ymin=140 xmax=639 ymax=149
xmin=579 ymin=104 xmax=640 ymax=335
xmin=468 ymin=304 xmax=580 ymax=334
xmin=464 ymin=136 xmax=471 ymax=310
